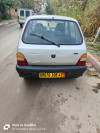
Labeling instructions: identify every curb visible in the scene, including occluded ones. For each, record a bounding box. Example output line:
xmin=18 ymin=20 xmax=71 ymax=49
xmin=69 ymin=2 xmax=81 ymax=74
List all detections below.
xmin=88 ymin=52 xmax=100 ymax=72
xmin=0 ymin=20 xmax=18 ymax=27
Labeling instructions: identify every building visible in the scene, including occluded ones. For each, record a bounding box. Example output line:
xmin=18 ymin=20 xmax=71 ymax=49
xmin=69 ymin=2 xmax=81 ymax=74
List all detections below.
xmin=10 ymin=5 xmax=20 ymax=18
xmin=10 ymin=0 xmax=47 ymax=17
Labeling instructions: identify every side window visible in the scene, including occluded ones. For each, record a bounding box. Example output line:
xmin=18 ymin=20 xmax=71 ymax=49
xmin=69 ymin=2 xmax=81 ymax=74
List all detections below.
xmin=26 ymin=11 xmax=30 ymax=17
xmin=20 ymin=10 xmax=24 ymax=17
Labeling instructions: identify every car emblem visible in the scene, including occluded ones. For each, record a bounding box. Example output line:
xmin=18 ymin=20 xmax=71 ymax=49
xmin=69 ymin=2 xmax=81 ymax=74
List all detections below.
xmin=51 ymin=54 xmax=56 ymax=58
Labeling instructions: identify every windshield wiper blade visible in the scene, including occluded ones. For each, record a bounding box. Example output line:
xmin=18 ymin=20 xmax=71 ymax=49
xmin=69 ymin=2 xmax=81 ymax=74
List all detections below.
xmin=30 ymin=32 xmax=60 ymax=47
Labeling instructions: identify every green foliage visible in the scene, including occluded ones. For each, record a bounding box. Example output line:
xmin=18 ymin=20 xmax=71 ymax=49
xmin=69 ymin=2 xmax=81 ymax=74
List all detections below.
xmin=86 ymin=42 xmax=94 ymax=47
xmin=2 ymin=13 xmax=11 ymax=20
xmin=45 ymin=0 xmax=53 ymax=14
xmin=0 ymin=0 xmax=17 ymax=20
xmin=46 ymin=0 xmax=100 ymax=37
xmin=0 ymin=0 xmax=17 ymax=9
xmin=18 ymin=0 xmax=34 ymax=9
xmin=98 ymin=45 xmax=100 ymax=50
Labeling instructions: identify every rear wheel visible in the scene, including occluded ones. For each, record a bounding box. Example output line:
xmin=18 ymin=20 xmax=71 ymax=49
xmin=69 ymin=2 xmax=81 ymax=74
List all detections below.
xmin=24 ymin=77 xmax=31 ymax=83
xmin=20 ymin=24 xmax=23 ymax=28
xmin=24 ymin=77 xmax=31 ymax=80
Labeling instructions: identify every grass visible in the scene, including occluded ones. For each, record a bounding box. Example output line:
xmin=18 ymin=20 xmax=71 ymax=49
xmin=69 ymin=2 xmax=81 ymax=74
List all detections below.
xmin=98 ymin=44 xmax=100 ymax=50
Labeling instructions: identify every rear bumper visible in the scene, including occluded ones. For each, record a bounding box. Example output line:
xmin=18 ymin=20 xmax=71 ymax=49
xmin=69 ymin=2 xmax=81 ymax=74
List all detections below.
xmin=16 ymin=65 xmax=86 ymax=78
xmin=19 ymin=23 xmax=24 ymax=25
xmin=18 ymin=21 xmax=24 ymax=24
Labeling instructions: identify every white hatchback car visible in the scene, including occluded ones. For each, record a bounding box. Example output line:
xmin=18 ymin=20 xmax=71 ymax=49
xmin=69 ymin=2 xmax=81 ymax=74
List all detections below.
xmin=16 ymin=15 xmax=87 ymax=79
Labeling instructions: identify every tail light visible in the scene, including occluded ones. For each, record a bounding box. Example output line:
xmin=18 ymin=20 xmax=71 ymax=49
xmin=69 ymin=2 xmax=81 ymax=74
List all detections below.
xmin=77 ymin=53 xmax=87 ymax=66
xmin=16 ymin=53 xmax=28 ymax=65
xmin=22 ymin=72 xmax=31 ymax=75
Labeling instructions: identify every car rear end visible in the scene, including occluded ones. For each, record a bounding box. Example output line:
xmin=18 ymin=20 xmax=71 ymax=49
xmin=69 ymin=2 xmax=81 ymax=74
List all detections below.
xmin=18 ymin=9 xmax=32 ymax=27
xmin=16 ymin=15 xmax=87 ymax=79
xmin=18 ymin=9 xmax=26 ymax=25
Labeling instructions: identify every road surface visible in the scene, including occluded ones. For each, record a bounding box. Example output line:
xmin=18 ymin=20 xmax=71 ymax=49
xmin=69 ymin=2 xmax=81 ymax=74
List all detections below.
xmin=0 ymin=23 xmax=100 ymax=133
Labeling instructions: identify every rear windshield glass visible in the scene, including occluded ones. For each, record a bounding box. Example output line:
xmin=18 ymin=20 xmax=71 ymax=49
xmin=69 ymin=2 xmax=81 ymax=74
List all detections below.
xmin=22 ymin=19 xmax=82 ymax=45
xmin=32 ymin=11 xmax=34 ymax=15
xmin=26 ymin=11 xmax=30 ymax=17
xmin=20 ymin=10 xmax=24 ymax=17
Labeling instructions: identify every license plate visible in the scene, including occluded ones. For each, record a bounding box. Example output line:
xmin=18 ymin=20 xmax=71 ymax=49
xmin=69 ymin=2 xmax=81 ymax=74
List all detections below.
xmin=19 ymin=18 xmax=24 ymax=20
xmin=39 ymin=72 xmax=65 ymax=78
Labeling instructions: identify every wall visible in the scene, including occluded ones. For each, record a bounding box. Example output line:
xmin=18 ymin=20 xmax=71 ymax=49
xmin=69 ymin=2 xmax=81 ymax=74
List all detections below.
xmin=10 ymin=5 xmax=20 ymax=18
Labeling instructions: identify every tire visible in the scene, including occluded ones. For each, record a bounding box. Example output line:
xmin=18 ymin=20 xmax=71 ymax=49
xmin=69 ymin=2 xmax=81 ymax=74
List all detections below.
xmin=24 ymin=77 xmax=30 ymax=83
xmin=24 ymin=77 xmax=30 ymax=80
xmin=20 ymin=24 xmax=23 ymax=28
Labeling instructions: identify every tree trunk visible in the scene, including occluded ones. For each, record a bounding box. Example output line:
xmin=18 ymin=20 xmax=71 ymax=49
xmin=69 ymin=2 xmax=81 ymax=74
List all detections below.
xmin=94 ymin=27 xmax=100 ymax=43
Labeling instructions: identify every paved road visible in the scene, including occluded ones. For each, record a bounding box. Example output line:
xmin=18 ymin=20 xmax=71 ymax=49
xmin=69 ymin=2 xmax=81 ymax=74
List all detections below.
xmin=0 ymin=23 xmax=100 ymax=133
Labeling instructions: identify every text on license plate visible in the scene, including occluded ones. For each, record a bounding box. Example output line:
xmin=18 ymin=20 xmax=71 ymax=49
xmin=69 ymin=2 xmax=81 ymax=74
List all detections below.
xmin=39 ymin=72 xmax=65 ymax=78
xmin=19 ymin=18 xmax=25 ymax=20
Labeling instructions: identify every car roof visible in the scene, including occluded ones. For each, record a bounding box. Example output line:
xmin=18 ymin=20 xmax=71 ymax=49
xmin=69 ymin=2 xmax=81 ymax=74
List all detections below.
xmin=27 ymin=15 xmax=78 ymax=22
xmin=19 ymin=8 xmax=33 ymax=11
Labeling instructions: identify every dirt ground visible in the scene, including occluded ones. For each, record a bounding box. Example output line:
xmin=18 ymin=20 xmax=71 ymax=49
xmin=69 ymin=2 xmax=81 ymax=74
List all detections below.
xmin=0 ymin=23 xmax=100 ymax=133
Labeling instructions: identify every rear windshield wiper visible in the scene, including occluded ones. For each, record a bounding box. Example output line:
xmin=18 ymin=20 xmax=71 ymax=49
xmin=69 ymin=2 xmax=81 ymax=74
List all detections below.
xmin=30 ymin=32 xmax=60 ymax=47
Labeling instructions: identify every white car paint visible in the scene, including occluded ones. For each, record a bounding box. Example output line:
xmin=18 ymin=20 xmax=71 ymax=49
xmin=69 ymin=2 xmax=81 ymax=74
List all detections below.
xmin=17 ymin=15 xmax=87 ymax=66
xmin=18 ymin=8 xmax=34 ymax=25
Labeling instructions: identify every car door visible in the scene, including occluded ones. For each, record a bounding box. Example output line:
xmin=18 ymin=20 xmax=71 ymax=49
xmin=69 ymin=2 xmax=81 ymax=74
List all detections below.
xmin=19 ymin=9 xmax=25 ymax=23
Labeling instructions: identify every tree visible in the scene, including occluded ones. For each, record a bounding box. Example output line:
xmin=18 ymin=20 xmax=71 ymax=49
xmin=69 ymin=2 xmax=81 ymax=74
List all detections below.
xmin=45 ymin=0 xmax=54 ymax=14
xmin=0 ymin=0 xmax=17 ymax=19
xmin=18 ymin=0 xmax=34 ymax=9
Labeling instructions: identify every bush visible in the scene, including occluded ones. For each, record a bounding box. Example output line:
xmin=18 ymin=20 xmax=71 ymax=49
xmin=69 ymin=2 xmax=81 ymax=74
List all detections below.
xmin=47 ymin=0 xmax=100 ymax=38
xmin=98 ymin=45 xmax=100 ymax=50
xmin=0 ymin=0 xmax=17 ymax=20
xmin=2 ymin=13 xmax=11 ymax=20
